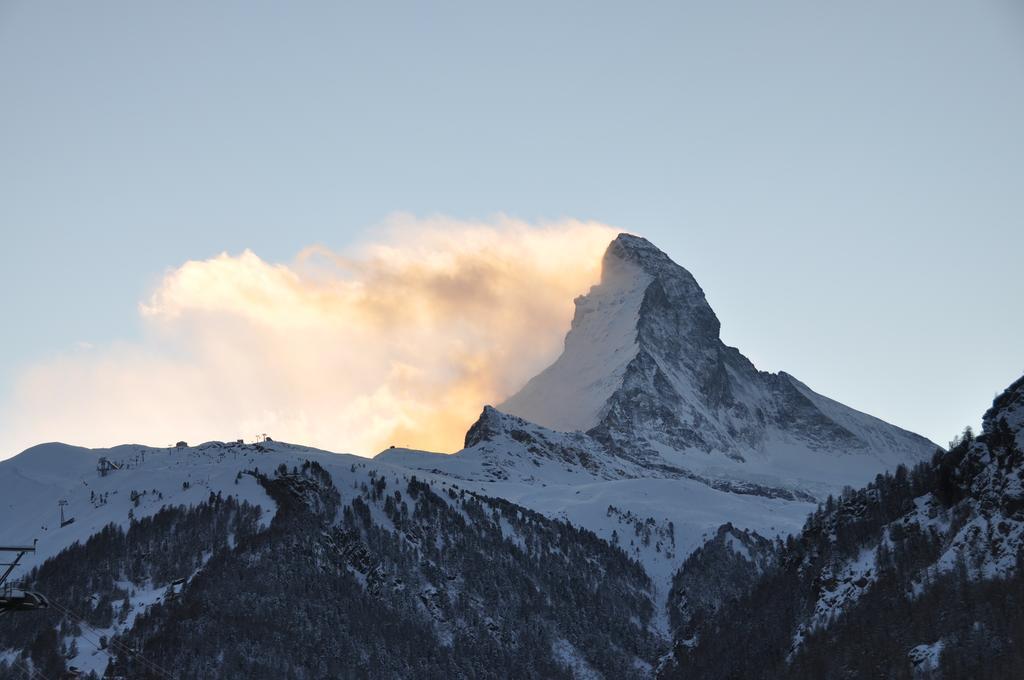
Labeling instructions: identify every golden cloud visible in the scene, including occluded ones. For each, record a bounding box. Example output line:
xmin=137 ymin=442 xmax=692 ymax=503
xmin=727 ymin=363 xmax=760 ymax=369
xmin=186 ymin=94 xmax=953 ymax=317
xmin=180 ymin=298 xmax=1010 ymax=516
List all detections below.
xmin=1 ymin=216 xmax=617 ymax=457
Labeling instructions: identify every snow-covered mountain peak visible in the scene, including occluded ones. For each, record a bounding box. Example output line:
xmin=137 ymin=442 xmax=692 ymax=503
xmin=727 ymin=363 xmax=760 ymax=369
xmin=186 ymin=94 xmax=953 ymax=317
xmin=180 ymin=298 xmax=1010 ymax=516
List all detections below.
xmin=604 ymin=233 xmax=692 ymax=282
xmin=499 ymin=233 xmax=935 ymax=493
xmin=602 ymin=233 xmax=683 ymax=281
xmin=608 ymin=232 xmax=721 ymax=346
xmin=498 ymin=232 xmax=723 ymax=434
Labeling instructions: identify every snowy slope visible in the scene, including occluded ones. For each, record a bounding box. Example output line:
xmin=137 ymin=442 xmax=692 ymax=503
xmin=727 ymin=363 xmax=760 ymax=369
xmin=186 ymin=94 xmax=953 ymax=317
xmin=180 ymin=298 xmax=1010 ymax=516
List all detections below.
xmin=1 ymin=440 xmax=667 ymax=678
xmin=378 ymin=408 xmax=815 ymax=613
xmin=499 ymin=249 xmax=651 ymax=432
xmin=0 ymin=440 xmax=402 ymax=571
xmin=1 ymin=432 xmax=812 ymax=644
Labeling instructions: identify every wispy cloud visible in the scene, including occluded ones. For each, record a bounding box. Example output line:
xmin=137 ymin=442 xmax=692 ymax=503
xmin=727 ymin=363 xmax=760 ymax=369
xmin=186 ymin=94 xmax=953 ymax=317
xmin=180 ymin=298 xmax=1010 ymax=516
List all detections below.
xmin=1 ymin=215 xmax=617 ymax=458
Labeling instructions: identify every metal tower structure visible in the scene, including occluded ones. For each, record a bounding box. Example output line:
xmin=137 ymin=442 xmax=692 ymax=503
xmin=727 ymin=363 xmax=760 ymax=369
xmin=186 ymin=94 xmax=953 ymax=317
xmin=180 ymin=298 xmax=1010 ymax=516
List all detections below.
xmin=0 ymin=542 xmax=49 ymax=615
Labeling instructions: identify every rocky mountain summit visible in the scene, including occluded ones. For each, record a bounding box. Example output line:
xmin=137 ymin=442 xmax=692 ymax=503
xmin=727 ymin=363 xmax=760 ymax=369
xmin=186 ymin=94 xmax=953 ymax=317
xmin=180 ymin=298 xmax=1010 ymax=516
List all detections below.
xmin=499 ymin=233 xmax=935 ymax=495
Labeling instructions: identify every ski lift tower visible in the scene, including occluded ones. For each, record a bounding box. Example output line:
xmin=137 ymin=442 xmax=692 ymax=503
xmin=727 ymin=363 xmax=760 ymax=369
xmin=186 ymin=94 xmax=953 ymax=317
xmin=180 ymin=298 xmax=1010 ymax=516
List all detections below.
xmin=0 ymin=541 xmax=49 ymax=615
xmin=58 ymin=499 xmax=75 ymax=527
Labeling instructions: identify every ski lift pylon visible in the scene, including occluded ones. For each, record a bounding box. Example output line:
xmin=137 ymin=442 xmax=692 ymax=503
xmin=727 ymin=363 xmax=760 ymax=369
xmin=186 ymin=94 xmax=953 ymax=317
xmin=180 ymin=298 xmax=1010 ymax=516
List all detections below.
xmin=0 ymin=542 xmax=49 ymax=615
xmin=59 ymin=499 xmax=76 ymax=527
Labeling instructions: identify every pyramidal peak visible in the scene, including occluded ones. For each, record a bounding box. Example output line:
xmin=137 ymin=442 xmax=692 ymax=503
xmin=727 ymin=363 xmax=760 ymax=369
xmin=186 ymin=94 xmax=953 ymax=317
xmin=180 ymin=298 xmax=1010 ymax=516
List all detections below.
xmin=605 ymin=232 xmax=678 ymax=273
xmin=499 ymin=232 xmax=723 ymax=432
xmin=608 ymin=232 xmax=722 ymax=343
xmin=498 ymin=233 xmax=936 ymax=493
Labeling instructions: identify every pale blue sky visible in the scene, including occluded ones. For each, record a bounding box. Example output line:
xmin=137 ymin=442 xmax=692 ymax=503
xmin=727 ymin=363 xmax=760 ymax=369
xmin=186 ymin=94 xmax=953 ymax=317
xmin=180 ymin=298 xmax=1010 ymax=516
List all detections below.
xmin=1 ymin=0 xmax=1022 ymax=449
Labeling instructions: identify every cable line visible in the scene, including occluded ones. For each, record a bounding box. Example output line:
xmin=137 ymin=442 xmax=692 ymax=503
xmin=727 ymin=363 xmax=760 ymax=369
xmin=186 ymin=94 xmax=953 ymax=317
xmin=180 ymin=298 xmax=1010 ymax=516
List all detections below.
xmin=48 ymin=598 xmax=171 ymax=679
xmin=45 ymin=597 xmax=175 ymax=680
xmin=9 ymin=656 xmax=49 ymax=680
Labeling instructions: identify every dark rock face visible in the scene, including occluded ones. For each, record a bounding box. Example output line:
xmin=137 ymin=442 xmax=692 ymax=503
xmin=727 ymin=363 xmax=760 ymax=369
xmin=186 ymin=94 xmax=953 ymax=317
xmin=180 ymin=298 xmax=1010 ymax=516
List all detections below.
xmin=587 ymin=234 xmax=750 ymax=461
xmin=589 ymin=348 xmax=710 ymax=462
xmin=580 ymin=234 xmax=931 ymax=466
xmin=607 ymin=234 xmax=722 ymax=347
xmin=982 ymin=373 xmax=1024 ymax=442
xmin=464 ymin=405 xmax=506 ymax=448
xmin=766 ymin=373 xmax=864 ymax=450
